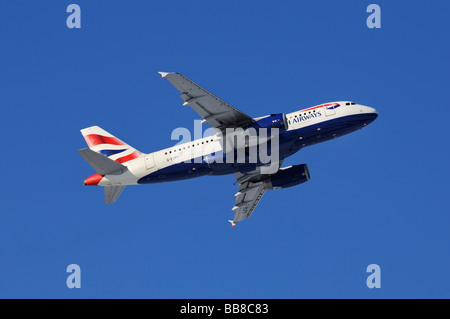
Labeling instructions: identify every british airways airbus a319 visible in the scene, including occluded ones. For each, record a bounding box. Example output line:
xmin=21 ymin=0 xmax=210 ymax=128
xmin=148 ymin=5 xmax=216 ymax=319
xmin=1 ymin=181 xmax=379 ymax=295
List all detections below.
xmin=78 ymin=72 xmax=378 ymax=227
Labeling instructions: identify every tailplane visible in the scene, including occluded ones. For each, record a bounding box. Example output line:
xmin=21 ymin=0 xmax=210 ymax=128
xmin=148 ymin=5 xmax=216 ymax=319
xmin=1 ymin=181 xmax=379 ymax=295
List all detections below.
xmin=78 ymin=148 xmax=127 ymax=204
xmin=104 ymin=185 xmax=125 ymax=204
xmin=78 ymin=148 xmax=126 ymax=176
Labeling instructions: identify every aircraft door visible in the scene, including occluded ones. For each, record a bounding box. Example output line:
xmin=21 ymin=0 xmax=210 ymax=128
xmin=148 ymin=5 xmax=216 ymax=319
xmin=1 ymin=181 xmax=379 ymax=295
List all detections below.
xmin=145 ymin=153 xmax=156 ymax=170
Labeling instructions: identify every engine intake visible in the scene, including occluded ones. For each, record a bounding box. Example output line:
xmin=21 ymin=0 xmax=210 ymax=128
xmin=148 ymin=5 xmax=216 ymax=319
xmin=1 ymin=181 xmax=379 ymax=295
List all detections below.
xmin=264 ymin=164 xmax=310 ymax=190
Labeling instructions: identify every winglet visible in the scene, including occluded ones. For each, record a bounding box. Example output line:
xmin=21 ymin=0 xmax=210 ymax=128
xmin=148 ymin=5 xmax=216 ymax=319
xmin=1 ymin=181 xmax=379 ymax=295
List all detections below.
xmin=158 ymin=72 xmax=171 ymax=79
xmin=228 ymin=220 xmax=236 ymax=228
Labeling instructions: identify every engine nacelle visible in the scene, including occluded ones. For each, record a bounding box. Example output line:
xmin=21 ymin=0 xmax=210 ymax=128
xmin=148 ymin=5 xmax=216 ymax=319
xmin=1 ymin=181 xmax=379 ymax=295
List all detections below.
xmin=263 ymin=164 xmax=310 ymax=190
xmin=250 ymin=113 xmax=288 ymax=133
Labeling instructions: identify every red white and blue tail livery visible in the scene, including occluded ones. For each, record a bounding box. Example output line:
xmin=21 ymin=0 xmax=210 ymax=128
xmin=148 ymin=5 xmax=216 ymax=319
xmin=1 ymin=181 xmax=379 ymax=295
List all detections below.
xmin=81 ymin=126 xmax=143 ymax=165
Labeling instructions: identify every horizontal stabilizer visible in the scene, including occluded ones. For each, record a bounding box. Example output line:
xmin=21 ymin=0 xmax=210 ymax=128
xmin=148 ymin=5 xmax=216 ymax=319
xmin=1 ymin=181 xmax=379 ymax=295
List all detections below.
xmin=104 ymin=185 xmax=125 ymax=204
xmin=78 ymin=148 xmax=126 ymax=175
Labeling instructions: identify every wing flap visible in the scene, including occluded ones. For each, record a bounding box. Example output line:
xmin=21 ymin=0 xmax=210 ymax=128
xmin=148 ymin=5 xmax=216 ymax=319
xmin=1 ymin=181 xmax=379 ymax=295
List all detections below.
xmin=230 ymin=181 xmax=266 ymax=226
xmin=229 ymin=161 xmax=284 ymax=226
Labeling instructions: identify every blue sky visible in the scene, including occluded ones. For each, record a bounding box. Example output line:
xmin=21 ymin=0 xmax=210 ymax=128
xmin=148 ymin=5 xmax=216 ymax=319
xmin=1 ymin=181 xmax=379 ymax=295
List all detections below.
xmin=0 ymin=0 xmax=449 ymax=298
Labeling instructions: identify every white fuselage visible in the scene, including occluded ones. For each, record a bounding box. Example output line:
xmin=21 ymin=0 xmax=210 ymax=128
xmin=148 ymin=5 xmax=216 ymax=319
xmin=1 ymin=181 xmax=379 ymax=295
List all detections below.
xmin=96 ymin=101 xmax=377 ymax=186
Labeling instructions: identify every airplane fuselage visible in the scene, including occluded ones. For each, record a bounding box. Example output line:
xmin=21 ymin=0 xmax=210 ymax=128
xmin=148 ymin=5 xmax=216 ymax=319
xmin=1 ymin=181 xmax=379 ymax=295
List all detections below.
xmin=92 ymin=101 xmax=377 ymax=187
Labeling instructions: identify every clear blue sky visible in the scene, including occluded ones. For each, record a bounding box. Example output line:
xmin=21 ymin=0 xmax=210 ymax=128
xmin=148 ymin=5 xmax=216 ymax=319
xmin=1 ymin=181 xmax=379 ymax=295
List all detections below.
xmin=0 ymin=0 xmax=449 ymax=298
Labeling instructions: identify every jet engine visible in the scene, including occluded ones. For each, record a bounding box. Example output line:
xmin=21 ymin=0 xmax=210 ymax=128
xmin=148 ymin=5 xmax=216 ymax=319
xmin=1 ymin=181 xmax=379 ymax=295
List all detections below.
xmin=263 ymin=164 xmax=310 ymax=190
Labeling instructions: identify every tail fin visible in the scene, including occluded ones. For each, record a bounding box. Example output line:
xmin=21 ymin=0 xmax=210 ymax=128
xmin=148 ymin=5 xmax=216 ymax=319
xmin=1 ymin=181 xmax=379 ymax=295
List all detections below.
xmin=80 ymin=126 xmax=143 ymax=166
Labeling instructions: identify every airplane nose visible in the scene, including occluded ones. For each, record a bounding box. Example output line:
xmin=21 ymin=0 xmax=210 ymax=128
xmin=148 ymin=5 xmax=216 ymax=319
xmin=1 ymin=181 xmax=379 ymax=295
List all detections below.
xmin=369 ymin=108 xmax=378 ymax=120
xmin=360 ymin=105 xmax=378 ymax=120
xmin=361 ymin=105 xmax=377 ymax=114
xmin=361 ymin=106 xmax=378 ymax=124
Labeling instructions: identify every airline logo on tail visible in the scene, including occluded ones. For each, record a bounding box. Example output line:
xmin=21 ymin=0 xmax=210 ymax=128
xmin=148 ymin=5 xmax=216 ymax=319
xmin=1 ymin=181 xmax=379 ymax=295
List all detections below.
xmin=80 ymin=126 xmax=142 ymax=165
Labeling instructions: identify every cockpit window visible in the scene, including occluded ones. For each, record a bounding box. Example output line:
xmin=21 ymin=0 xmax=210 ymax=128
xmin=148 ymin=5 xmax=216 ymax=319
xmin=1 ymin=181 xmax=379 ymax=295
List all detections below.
xmin=350 ymin=102 xmax=356 ymax=105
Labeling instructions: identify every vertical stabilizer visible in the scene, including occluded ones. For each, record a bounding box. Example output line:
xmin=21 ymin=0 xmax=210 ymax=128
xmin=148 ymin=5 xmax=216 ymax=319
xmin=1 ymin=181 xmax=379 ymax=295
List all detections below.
xmin=80 ymin=126 xmax=143 ymax=166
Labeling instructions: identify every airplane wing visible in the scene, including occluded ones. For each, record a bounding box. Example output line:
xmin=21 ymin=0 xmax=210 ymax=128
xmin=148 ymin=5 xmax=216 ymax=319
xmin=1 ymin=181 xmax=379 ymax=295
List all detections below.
xmin=229 ymin=179 xmax=266 ymax=227
xmin=229 ymin=161 xmax=283 ymax=227
xmin=159 ymin=72 xmax=254 ymax=130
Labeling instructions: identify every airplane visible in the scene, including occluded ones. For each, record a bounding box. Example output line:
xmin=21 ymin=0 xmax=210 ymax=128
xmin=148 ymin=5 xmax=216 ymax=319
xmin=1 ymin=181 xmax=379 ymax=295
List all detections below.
xmin=78 ymin=72 xmax=378 ymax=227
